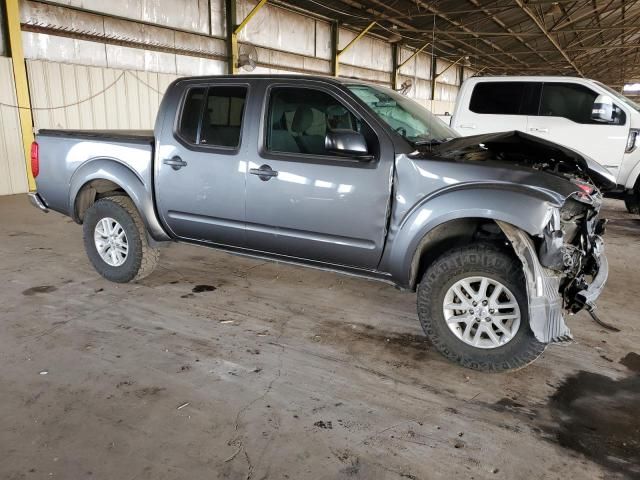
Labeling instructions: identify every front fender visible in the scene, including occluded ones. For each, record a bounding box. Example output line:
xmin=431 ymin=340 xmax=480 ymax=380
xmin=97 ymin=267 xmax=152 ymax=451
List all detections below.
xmin=382 ymin=186 xmax=560 ymax=288
xmin=69 ymin=158 xmax=170 ymax=241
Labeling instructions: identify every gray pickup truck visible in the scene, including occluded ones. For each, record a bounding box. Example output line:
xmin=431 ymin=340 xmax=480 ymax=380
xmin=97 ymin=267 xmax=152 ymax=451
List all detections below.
xmin=29 ymin=74 xmax=614 ymax=371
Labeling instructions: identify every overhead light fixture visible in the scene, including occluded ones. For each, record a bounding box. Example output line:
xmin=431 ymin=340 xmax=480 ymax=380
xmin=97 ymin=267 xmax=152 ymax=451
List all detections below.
xmin=623 ymin=83 xmax=640 ymax=92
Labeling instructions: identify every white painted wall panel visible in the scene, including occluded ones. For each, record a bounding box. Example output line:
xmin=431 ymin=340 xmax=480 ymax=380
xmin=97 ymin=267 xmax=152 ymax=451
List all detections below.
xmin=436 ymin=58 xmax=460 ymax=86
xmin=23 ymin=32 xmax=227 ymax=76
xmin=463 ymin=68 xmax=477 ymax=81
xmin=27 ymin=60 xmax=179 ymax=130
xmin=0 ymin=58 xmax=29 ymax=195
xmin=237 ymin=0 xmax=318 ymax=57
xmin=338 ymin=28 xmax=392 ymax=73
xmin=43 ymin=0 xmax=212 ymax=35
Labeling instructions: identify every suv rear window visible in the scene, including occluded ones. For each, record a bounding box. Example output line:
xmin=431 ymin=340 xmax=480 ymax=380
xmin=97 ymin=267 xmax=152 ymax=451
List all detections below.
xmin=469 ymin=82 xmax=540 ymax=115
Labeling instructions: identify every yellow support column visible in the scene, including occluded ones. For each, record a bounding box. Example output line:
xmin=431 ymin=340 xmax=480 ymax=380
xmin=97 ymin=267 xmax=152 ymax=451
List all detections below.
xmin=5 ymin=0 xmax=36 ymax=191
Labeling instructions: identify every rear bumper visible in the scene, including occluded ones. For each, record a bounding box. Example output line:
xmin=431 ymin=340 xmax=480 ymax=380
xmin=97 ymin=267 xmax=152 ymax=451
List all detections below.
xmin=28 ymin=192 xmax=49 ymax=212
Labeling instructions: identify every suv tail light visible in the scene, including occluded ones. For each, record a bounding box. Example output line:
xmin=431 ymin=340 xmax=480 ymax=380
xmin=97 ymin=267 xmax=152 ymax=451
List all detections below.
xmin=30 ymin=141 xmax=39 ymax=178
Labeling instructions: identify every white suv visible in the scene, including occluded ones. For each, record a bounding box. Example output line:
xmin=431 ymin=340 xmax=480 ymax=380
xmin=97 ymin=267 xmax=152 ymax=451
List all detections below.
xmin=452 ymin=76 xmax=640 ymax=213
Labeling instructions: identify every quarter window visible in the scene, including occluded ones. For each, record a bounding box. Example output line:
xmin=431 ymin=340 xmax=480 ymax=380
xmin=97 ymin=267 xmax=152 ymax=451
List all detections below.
xmin=178 ymin=85 xmax=247 ymax=147
xmin=469 ymin=82 xmax=540 ymax=115
xmin=266 ymin=87 xmax=363 ymax=156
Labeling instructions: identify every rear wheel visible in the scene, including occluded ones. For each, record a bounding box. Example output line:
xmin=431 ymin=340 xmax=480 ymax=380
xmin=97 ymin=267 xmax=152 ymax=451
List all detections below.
xmin=82 ymin=196 xmax=159 ymax=283
xmin=417 ymin=244 xmax=545 ymax=371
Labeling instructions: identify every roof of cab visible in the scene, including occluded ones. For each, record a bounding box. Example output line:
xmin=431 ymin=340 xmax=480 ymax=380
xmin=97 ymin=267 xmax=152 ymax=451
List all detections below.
xmin=177 ymin=73 xmax=337 ymax=82
xmin=174 ymin=73 xmax=378 ymax=86
xmin=465 ymin=75 xmax=595 ymax=83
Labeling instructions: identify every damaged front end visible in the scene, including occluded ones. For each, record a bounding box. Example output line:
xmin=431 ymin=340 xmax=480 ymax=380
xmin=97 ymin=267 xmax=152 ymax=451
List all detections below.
xmin=429 ymin=130 xmax=614 ymax=343
xmin=498 ymin=186 xmax=608 ymax=343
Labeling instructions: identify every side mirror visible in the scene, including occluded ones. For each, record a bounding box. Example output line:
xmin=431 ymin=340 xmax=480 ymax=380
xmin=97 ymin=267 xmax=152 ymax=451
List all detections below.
xmin=325 ymin=129 xmax=372 ymax=160
xmin=591 ymin=94 xmax=614 ymax=123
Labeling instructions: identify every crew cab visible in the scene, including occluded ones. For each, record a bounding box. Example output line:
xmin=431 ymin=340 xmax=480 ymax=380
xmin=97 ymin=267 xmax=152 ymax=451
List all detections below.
xmin=29 ymin=75 xmax=614 ymax=371
xmin=452 ymin=76 xmax=640 ymax=213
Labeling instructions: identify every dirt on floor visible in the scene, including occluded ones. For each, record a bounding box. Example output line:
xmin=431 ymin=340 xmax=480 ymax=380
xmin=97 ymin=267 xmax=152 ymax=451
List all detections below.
xmin=1 ymin=194 xmax=639 ymax=480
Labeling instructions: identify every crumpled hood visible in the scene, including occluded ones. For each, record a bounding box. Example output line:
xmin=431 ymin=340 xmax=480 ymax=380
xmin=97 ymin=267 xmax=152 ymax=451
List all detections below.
xmin=430 ymin=131 xmax=617 ymax=190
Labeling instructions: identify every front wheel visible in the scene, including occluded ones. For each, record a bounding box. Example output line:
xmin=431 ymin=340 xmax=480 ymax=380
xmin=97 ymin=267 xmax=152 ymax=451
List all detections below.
xmin=82 ymin=196 xmax=159 ymax=283
xmin=417 ymin=244 xmax=545 ymax=371
xmin=624 ymin=186 xmax=640 ymax=214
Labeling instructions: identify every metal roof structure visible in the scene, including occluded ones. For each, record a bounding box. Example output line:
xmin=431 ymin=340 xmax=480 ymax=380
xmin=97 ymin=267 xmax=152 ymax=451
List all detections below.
xmin=281 ymin=0 xmax=640 ymax=90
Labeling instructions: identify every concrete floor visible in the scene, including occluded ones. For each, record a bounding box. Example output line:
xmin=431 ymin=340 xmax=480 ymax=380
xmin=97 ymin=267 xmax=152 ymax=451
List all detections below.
xmin=1 ymin=194 xmax=639 ymax=480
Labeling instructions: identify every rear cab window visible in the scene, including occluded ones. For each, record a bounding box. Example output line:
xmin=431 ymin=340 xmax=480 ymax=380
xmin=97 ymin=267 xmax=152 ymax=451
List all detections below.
xmin=177 ymin=85 xmax=248 ymax=149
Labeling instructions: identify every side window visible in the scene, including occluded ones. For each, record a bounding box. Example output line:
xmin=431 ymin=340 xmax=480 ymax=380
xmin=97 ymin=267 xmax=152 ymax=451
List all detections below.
xmin=540 ymin=83 xmax=626 ymax=125
xmin=469 ymin=82 xmax=529 ymax=115
xmin=177 ymin=85 xmax=247 ymax=147
xmin=200 ymin=86 xmax=247 ymax=147
xmin=266 ymin=87 xmax=363 ymax=156
xmin=178 ymin=87 xmax=205 ymax=143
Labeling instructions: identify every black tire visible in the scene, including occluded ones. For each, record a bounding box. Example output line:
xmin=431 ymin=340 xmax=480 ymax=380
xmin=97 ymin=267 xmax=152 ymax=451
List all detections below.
xmin=82 ymin=196 xmax=159 ymax=283
xmin=624 ymin=187 xmax=640 ymax=214
xmin=417 ymin=244 xmax=546 ymax=372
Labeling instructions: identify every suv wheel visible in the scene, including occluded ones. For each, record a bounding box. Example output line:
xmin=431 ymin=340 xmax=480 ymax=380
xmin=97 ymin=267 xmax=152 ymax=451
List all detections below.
xmin=417 ymin=244 xmax=545 ymax=371
xmin=83 ymin=196 xmax=159 ymax=283
xmin=624 ymin=186 xmax=640 ymax=214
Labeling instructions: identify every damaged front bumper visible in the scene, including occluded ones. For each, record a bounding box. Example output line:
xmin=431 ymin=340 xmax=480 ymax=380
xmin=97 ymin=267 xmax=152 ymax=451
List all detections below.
xmin=572 ymin=237 xmax=608 ymax=310
xmin=497 ymin=221 xmax=608 ymax=343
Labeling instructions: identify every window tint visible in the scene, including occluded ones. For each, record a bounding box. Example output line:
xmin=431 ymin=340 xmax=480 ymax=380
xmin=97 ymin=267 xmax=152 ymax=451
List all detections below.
xmin=469 ymin=82 xmax=540 ymax=115
xmin=178 ymin=87 xmax=205 ymax=143
xmin=200 ymin=86 xmax=247 ymax=147
xmin=266 ymin=87 xmax=362 ymax=156
xmin=540 ymin=83 xmax=625 ymax=124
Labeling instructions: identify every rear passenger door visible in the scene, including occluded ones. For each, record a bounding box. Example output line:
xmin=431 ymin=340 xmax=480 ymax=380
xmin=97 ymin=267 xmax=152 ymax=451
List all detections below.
xmin=244 ymin=82 xmax=394 ymax=270
xmin=453 ymin=81 xmax=539 ymax=136
xmin=156 ymin=81 xmax=249 ymax=246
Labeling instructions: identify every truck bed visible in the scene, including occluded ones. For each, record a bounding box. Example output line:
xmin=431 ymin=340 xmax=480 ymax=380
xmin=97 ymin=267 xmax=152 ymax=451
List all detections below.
xmin=37 ymin=129 xmax=154 ymax=144
xmin=35 ymin=129 xmax=155 ymax=218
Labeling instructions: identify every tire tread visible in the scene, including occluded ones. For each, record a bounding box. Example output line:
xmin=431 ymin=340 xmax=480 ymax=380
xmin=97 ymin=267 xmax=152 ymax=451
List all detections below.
xmin=417 ymin=244 xmax=546 ymax=372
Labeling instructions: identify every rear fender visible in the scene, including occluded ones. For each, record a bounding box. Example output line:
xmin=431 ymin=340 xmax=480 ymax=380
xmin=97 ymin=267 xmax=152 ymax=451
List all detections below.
xmin=69 ymin=158 xmax=170 ymax=241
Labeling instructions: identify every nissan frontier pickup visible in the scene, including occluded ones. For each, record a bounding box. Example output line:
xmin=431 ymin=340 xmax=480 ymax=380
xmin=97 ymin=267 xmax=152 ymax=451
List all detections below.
xmin=29 ymin=75 xmax=614 ymax=371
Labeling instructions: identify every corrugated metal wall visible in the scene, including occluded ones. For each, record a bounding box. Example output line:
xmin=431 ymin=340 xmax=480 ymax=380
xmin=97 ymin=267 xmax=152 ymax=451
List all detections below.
xmin=0 ymin=0 xmax=473 ymax=195
xmin=0 ymin=57 xmax=29 ymax=195
xmin=27 ymin=60 xmax=178 ymax=130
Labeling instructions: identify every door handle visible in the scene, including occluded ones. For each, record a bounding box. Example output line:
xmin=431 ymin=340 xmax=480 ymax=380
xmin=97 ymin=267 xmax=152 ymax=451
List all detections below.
xmin=250 ymin=164 xmax=278 ymax=181
xmin=529 ymin=127 xmax=549 ymax=133
xmin=163 ymin=156 xmax=188 ymax=170
xmin=458 ymin=123 xmax=476 ymax=129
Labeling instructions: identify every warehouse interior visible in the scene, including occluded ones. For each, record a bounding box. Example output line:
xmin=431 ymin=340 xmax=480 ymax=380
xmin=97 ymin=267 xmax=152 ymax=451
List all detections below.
xmin=1 ymin=1 xmax=640 ymax=479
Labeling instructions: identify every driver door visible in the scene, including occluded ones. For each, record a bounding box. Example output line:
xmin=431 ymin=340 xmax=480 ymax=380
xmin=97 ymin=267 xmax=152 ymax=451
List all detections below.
xmin=244 ymin=83 xmax=394 ymax=269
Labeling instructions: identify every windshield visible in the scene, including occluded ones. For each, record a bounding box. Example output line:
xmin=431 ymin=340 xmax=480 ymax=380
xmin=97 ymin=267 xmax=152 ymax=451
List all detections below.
xmin=594 ymin=81 xmax=640 ymax=113
xmin=347 ymin=84 xmax=458 ymax=145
